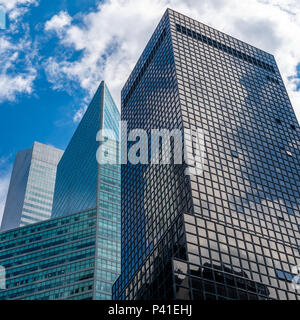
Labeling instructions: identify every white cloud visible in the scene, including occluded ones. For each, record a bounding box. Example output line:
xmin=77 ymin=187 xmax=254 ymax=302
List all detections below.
xmin=0 ymin=35 xmax=37 ymax=103
xmin=0 ymin=0 xmax=38 ymax=104
xmin=73 ymin=105 xmax=87 ymax=123
xmin=0 ymin=0 xmax=38 ymax=21
xmin=45 ymin=11 xmax=72 ymax=32
xmin=44 ymin=0 xmax=300 ymax=123
xmin=0 ymin=0 xmax=35 ymax=223
xmin=0 ymin=0 xmax=36 ymax=8
xmin=0 ymin=72 xmax=36 ymax=103
xmin=0 ymin=0 xmax=37 ymax=11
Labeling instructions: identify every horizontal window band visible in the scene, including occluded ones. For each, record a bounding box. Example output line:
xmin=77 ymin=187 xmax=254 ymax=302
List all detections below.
xmin=176 ymin=24 xmax=276 ymax=74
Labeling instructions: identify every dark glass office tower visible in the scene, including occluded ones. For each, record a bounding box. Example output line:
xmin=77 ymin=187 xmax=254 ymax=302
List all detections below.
xmin=113 ymin=9 xmax=300 ymax=300
xmin=52 ymin=81 xmax=121 ymax=300
xmin=1 ymin=142 xmax=63 ymax=232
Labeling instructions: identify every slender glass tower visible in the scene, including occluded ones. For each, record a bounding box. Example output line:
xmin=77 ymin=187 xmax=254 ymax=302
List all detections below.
xmin=1 ymin=142 xmax=63 ymax=232
xmin=113 ymin=9 xmax=300 ymax=300
xmin=52 ymin=81 xmax=121 ymax=300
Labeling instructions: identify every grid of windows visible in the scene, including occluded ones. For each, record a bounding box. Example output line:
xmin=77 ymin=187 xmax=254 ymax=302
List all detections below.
xmin=21 ymin=143 xmax=63 ymax=226
xmin=94 ymin=84 xmax=121 ymax=300
xmin=52 ymin=86 xmax=102 ymax=217
xmin=0 ymin=82 xmax=120 ymax=300
xmin=0 ymin=209 xmax=97 ymax=300
xmin=1 ymin=142 xmax=63 ymax=232
xmin=124 ymin=29 xmax=167 ymax=107
xmin=182 ymin=213 xmax=299 ymax=299
xmin=175 ymin=24 xmax=276 ymax=73
xmin=113 ymin=9 xmax=300 ymax=300
xmin=51 ymin=81 xmax=120 ymax=300
xmin=113 ymin=10 xmax=194 ymax=300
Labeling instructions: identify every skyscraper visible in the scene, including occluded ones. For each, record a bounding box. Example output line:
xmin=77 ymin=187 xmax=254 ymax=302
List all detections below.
xmin=0 ymin=81 xmax=121 ymax=300
xmin=113 ymin=9 xmax=300 ymax=300
xmin=1 ymin=142 xmax=63 ymax=232
xmin=52 ymin=81 xmax=121 ymax=300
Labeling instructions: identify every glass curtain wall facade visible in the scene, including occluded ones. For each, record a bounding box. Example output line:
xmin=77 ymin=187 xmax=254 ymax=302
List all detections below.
xmin=113 ymin=9 xmax=300 ymax=300
xmin=0 ymin=209 xmax=97 ymax=300
xmin=1 ymin=142 xmax=63 ymax=232
xmin=52 ymin=85 xmax=102 ymax=217
xmin=52 ymin=81 xmax=121 ymax=300
xmin=94 ymin=83 xmax=121 ymax=300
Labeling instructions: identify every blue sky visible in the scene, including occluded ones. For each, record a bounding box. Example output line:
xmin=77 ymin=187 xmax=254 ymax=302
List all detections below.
xmin=0 ymin=0 xmax=100 ymax=154
xmin=0 ymin=0 xmax=104 ymax=222
xmin=0 ymin=0 xmax=300 ymax=223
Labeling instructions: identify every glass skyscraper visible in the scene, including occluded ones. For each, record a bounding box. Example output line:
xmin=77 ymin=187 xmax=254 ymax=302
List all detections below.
xmin=0 ymin=81 xmax=120 ymax=300
xmin=52 ymin=81 xmax=121 ymax=300
xmin=113 ymin=9 xmax=300 ymax=300
xmin=1 ymin=142 xmax=63 ymax=232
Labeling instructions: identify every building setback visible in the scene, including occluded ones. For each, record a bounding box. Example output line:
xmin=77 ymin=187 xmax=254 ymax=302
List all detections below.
xmin=113 ymin=9 xmax=300 ymax=300
xmin=1 ymin=142 xmax=63 ymax=232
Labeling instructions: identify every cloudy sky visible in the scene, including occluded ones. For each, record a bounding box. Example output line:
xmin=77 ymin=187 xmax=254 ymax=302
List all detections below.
xmin=0 ymin=0 xmax=299 ymax=224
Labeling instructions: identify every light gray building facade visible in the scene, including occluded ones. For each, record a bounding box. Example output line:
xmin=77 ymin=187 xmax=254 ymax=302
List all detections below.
xmin=1 ymin=142 xmax=63 ymax=232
